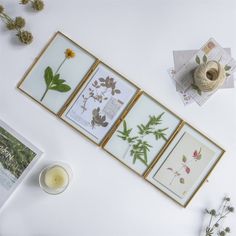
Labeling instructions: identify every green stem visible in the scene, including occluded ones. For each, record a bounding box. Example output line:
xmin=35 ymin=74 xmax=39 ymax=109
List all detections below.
xmin=40 ymin=87 xmax=49 ymax=101
xmin=55 ymin=57 xmax=67 ymax=75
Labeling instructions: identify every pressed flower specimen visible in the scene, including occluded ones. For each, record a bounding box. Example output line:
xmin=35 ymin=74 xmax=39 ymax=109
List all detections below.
xmin=91 ymin=107 xmax=108 ymax=128
xmin=40 ymin=49 xmax=74 ymax=102
xmin=81 ymin=76 xmax=121 ymax=113
xmin=204 ymin=197 xmax=234 ymax=236
xmin=167 ymin=148 xmax=202 ymax=185
xmin=117 ymin=113 xmax=168 ymax=167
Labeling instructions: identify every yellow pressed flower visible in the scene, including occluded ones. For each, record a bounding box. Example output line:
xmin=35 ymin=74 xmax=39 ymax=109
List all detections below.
xmin=65 ymin=48 xmax=75 ymax=59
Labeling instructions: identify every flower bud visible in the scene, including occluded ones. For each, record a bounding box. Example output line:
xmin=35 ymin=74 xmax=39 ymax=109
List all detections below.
xmin=17 ymin=30 xmax=33 ymax=44
xmin=32 ymin=0 xmax=44 ymax=11
xmin=14 ymin=17 xmax=25 ymax=29
xmin=20 ymin=0 xmax=29 ymax=4
xmin=228 ymin=206 xmax=234 ymax=212
xmin=219 ymin=231 xmax=226 ymax=236
xmin=6 ymin=21 xmax=15 ymax=30
xmin=210 ymin=209 xmax=216 ymax=216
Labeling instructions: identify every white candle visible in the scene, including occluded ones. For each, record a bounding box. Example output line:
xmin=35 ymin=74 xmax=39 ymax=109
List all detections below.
xmin=39 ymin=163 xmax=72 ymax=194
xmin=44 ymin=166 xmax=68 ymax=190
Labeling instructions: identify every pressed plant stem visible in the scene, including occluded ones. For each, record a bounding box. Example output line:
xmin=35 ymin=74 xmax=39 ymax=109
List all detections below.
xmin=208 ymin=214 xmax=213 ymax=229
xmin=205 ymin=203 xmax=231 ymax=236
xmin=168 ymin=158 xmax=195 ymax=185
xmin=81 ymin=87 xmax=109 ymax=113
xmin=0 ymin=13 xmax=12 ymax=24
xmin=40 ymin=87 xmax=49 ymax=101
xmin=55 ymin=57 xmax=67 ymax=74
xmin=40 ymin=57 xmax=67 ymax=102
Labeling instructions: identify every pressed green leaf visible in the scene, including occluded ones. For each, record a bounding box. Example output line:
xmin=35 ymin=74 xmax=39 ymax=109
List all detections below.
xmin=226 ymin=73 xmax=230 ymax=77
xmin=44 ymin=66 xmax=53 ymax=87
xmin=195 ymin=55 xmax=201 ymax=65
xmin=123 ymin=120 xmax=127 ymax=132
xmin=203 ymin=55 xmax=207 ymax=63
xmin=126 ymin=128 xmax=132 ymax=135
xmin=224 ymin=65 xmax=231 ymax=71
xmin=136 ymin=155 xmax=148 ymax=167
xmin=52 ymin=74 xmax=65 ymax=85
xmin=52 ymin=73 xmax=60 ymax=83
xmin=182 ymin=155 xmax=187 ymax=163
xmin=117 ymin=135 xmax=126 ymax=140
xmin=192 ymin=84 xmax=202 ymax=95
xmin=57 ymin=79 xmax=66 ymax=84
xmin=117 ymin=112 xmax=168 ymax=167
xmin=50 ymin=84 xmax=71 ymax=92
xmin=180 ymin=178 xmax=185 ymax=184
xmin=117 ymin=130 xmax=125 ymax=135
xmin=197 ymin=89 xmax=202 ymax=95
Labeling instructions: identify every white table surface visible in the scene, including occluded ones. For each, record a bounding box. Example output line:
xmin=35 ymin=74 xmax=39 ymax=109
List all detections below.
xmin=0 ymin=0 xmax=236 ymax=235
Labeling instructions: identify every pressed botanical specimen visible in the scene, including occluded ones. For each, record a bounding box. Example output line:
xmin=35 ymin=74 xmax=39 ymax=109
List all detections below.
xmin=167 ymin=148 xmax=202 ymax=185
xmin=117 ymin=113 xmax=168 ymax=167
xmin=91 ymin=107 xmax=108 ymax=128
xmin=40 ymin=48 xmax=74 ymax=102
xmin=81 ymin=76 xmax=121 ymax=113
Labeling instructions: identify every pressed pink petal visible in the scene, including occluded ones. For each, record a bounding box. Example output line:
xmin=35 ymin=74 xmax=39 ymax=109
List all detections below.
xmin=185 ymin=166 xmax=190 ymax=174
xmin=193 ymin=150 xmax=198 ymax=157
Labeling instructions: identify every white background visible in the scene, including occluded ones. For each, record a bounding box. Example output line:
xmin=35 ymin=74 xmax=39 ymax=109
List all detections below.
xmin=0 ymin=0 xmax=236 ymax=235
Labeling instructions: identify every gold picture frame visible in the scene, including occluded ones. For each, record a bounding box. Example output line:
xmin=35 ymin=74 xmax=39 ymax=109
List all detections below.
xmin=145 ymin=121 xmax=225 ymax=207
xmin=17 ymin=31 xmax=225 ymax=207
xmin=102 ymin=92 xmax=184 ymax=176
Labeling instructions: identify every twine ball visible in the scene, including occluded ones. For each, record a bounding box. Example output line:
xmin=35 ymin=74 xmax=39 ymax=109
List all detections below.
xmin=193 ymin=61 xmax=226 ymax=92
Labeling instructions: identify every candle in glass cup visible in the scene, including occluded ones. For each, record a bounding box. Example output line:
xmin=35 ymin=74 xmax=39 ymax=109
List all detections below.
xmin=39 ymin=163 xmax=72 ymax=194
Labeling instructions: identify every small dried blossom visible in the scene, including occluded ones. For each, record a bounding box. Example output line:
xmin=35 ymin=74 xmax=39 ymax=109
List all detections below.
xmin=32 ymin=0 xmax=44 ymax=11
xmin=193 ymin=148 xmax=202 ymax=160
xmin=227 ymin=206 xmax=234 ymax=212
xmin=65 ymin=48 xmax=75 ymax=59
xmin=210 ymin=209 xmax=216 ymax=216
xmin=14 ymin=17 xmax=26 ymax=29
xmin=6 ymin=21 xmax=16 ymax=30
xmin=17 ymin=30 xmax=33 ymax=44
xmin=20 ymin=0 xmax=30 ymax=4
xmin=219 ymin=231 xmax=226 ymax=236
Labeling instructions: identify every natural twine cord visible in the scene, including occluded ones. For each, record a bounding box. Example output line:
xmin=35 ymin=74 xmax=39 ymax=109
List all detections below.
xmin=193 ymin=61 xmax=226 ymax=92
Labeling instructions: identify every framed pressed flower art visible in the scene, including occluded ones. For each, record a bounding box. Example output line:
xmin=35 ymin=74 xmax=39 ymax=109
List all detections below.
xmin=17 ymin=31 xmax=225 ymax=207
xmin=60 ymin=62 xmax=139 ymax=145
xmin=145 ymin=123 xmax=224 ymax=207
xmin=18 ymin=32 xmax=97 ymax=114
xmin=103 ymin=93 xmax=182 ymax=175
